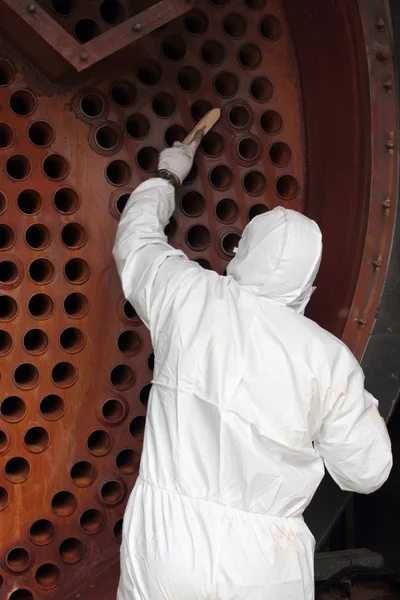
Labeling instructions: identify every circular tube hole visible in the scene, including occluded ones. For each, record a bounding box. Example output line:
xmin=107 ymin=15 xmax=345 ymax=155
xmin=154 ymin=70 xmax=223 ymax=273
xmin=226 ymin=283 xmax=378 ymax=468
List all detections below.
xmin=5 ymin=457 xmax=30 ymax=483
xmin=0 ymin=486 xmax=9 ymax=510
xmin=178 ymin=66 xmax=201 ymax=92
xmin=140 ymin=384 xmax=152 ymax=407
xmin=60 ymin=327 xmax=86 ymax=353
xmin=114 ymin=519 xmax=123 ymax=542
xmin=100 ymin=480 xmax=125 ymax=505
xmin=87 ymin=430 xmax=112 ymax=457
xmin=210 ymin=165 xmax=234 ymax=190
xmin=35 ymin=563 xmax=60 ymax=590
xmin=249 ymin=203 xmax=269 ymax=221
xmin=23 ymin=328 xmax=49 ymax=355
xmin=28 ymin=121 xmax=55 ymax=147
xmin=64 ymin=258 xmax=90 ymax=284
xmin=137 ymin=59 xmax=162 ymax=85
xmin=116 ymin=193 xmax=129 ymax=215
xmin=52 ymin=0 xmax=78 ymax=16
xmin=111 ymin=80 xmax=135 ymax=106
xmin=25 ymin=224 xmax=51 ymax=250
xmin=6 ymin=154 xmax=31 ymax=180
xmin=164 ymin=216 xmax=177 ymax=240
xmin=181 ymin=191 xmax=206 ymax=217
xmin=6 ymin=547 xmax=31 ymax=572
xmin=0 ymin=59 xmax=15 ymax=86
xmin=162 ymin=35 xmax=187 ymax=60
xmin=221 ymin=232 xmax=241 ymax=257
xmin=110 ymin=364 xmax=135 ymax=390
xmin=184 ymin=8 xmax=208 ymax=35
xmin=29 ymin=258 xmax=54 ymax=284
xmin=250 ymin=77 xmax=273 ymax=102
xmin=61 ymin=223 xmax=87 ymax=249
xmin=276 ymin=175 xmax=299 ymax=200
xmin=71 ymin=461 xmax=96 ymax=487
xmin=186 ymin=225 xmax=211 ymax=251
xmin=51 ymin=490 xmax=76 ymax=517
xmin=152 ymin=92 xmax=176 ymax=118
xmin=195 ymin=258 xmax=212 ymax=270
xmin=238 ymin=44 xmax=262 ymax=69
xmin=101 ymin=398 xmax=127 ymax=425
xmin=80 ymin=93 xmax=105 ymax=118
xmin=95 ymin=124 xmax=120 ymax=150
xmin=75 ymin=18 xmax=101 ymax=43
xmin=14 ymin=364 xmax=39 ymax=390
xmin=223 ymin=13 xmax=246 ymax=38
xmin=260 ymin=110 xmax=283 ymax=135
xmin=24 ymin=426 xmax=50 ymax=453
xmin=0 ymin=333 xmax=11 ymax=362
xmin=260 ymin=15 xmax=283 ymax=41
xmin=201 ymin=40 xmax=225 ymax=66
xmin=201 ymin=132 xmax=225 ymax=157
xmin=116 ymin=449 xmax=140 ymax=475
xmin=216 ymin=198 xmax=239 ymax=224
xmin=106 ymin=160 xmax=131 ymax=186
xmin=28 ymin=293 xmax=54 ymax=319
xmin=40 ymin=395 xmax=65 ymax=421
xmin=228 ymin=104 xmax=251 ymax=129
xmin=54 ymin=187 xmax=80 ymax=214
xmin=0 ymin=428 xmax=9 ymax=452
xmin=122 ymin=300 xmax=139 ymax=323
xmin=29 ymin=519 xmax=55 ymax=546
xmin=43 ymin=154 xmax=69 ymax=180
xmin=245 ymin=0 xmax=266 ymax=7
xmin=17 ymin=190 xmax=43 ymax=215
xmin=130 ymin=416 xmax=146 ymax=441
xmin=51 ymin=362 xmax=78 ymax=388
xmin=64 ymin=292 xmax=89 ymax=319
xmin=0 ymin=259 xmax=19 ymax=285
xmin=237 ymin=137 xmax=260 ymax=161
xmin=118 ymin=330 xmax=143 ymax=356
xmin=269 ymin=141 xmax=291 ymax=166
xmin=100 ymin=0 xmax=126 ymax=24
xmin=0 ymin=224 xmax=16 ymax=250
xmin=9 ymin=90 xmax=36 ymax=116
xmin=183 ymin=163 xmax=199 ymax=185
xmin=0 ymin=122 xmax=14 ymax=148
xmin=243 ymin=170 xmax=267 ymax=196
xmin=0 ymin=295 xmax=17 ymax=321
xmin=190 ymin=99 xmax=212 ymax=122
xmin=125 ymin=114 xmax=150 ymax=139
xmin=1 ymin=396 xmax=26 ymax=422
xmin=209 ymin=0 xmax=229 ymax=5
xmin=165 ymin=124 xmax=187 ymax=147
xmin=214 ymin=72 xmax=238 ymax=98
xmin=0 ymin=191 xmax=6 ymax=214
xmin=137 ymin=147 xmax=158 ymax=173
xmin=80 ymin=509 xmax=105 ymax=534
xmin=10 ymin=591 xmax=34 ymax=600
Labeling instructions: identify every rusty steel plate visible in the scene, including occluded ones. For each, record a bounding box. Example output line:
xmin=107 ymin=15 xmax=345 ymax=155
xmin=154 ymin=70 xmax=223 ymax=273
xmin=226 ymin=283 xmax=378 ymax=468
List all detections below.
xmin=0 ymin=0 xmax=398 ymax=599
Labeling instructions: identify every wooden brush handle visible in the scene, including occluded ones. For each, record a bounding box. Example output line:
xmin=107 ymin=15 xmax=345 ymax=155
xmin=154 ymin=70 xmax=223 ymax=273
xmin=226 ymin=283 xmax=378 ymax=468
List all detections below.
xmin=183 ymin=108 xmax=221 ymax=144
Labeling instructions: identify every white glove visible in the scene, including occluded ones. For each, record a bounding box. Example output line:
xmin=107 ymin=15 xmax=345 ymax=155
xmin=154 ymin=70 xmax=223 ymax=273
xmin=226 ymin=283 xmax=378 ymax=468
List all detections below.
xmin=158 ymin=131 xmax=203 ymax=185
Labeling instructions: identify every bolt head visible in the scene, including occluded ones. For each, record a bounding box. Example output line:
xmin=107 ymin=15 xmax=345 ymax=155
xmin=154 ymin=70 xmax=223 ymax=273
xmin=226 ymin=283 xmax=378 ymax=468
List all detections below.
xmin=79 ymin=51 xmax=88 ymax=61
xmin=133 ymin=23 xmax=142 ymax=32
xmin=27 ymin=3 xmax=36 ymax=13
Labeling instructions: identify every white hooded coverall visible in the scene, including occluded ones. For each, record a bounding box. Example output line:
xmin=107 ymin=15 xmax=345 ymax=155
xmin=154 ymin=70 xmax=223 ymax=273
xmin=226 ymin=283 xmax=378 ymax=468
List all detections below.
xmin=113 ymin=178 xmax=392 ymax=600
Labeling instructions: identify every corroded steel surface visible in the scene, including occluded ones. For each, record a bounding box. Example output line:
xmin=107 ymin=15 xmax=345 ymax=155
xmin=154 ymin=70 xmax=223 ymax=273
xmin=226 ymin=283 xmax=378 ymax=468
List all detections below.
xmin=0 ymin=0 xmax=397 ymax=599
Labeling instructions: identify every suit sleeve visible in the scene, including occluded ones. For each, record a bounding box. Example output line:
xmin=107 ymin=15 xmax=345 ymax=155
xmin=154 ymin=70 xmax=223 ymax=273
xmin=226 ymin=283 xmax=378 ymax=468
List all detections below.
xmin=112 ymin=178 xmax=200 ymax=348
xmin=314 ymin=366 xmax=392 ymax=494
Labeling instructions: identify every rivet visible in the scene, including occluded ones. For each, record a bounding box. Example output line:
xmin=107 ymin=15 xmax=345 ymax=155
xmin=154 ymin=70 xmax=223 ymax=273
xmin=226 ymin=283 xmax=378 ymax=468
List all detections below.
xmin=373 ymin=255 xmax=383 ymax=269
xmin=383 ymin=79 xmax=393 ymax=94
xmin=133 ymin=23 xmax=142 ymax=32
xmin=27 ymin=3 xmax=36 ymax=13
xmin=357 ymin=317 xmax=366 ymax=326
xmin=377 ymin=50 xmax=388 ymax=62
xmin=386 ymin=132 xmax=394 ymax=154
xmin=382 ymin=197 xmax=391 ymax=214
xmin=376 ymin=18 xmax=385 ymax=31
xmin=79 ymin=52 xmax=88 ymax=61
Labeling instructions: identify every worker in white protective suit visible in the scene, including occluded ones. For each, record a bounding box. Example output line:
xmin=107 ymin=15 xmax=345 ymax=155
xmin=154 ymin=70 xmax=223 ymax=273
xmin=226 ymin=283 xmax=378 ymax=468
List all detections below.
xmin=113 ymin=134 xmax=392 ymax=600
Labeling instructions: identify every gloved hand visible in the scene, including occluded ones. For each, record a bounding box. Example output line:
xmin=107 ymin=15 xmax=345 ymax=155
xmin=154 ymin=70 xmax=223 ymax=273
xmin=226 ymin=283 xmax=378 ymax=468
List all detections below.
xmin=158 ymin=131 xmax=203 ymax=185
